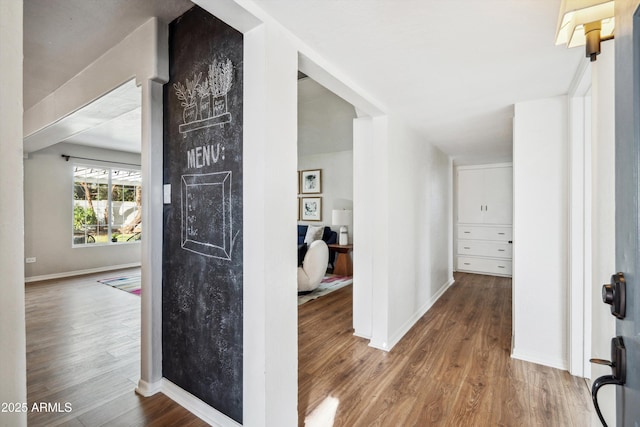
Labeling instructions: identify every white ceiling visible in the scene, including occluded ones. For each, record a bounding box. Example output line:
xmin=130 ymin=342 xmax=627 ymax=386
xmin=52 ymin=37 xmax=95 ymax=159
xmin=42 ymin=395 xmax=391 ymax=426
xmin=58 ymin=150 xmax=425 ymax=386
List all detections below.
xmin=23 ymin=0 xmax=193 ymax=154
xmin=24 ymin=0 xmax=584 ymax=163
xmin=23 ymin=0 xmax=193 ymax=109
xmin=254 ymin=0 xmax=584 ymax=164
xmin=23 ymin=80 xmax=142 ymax=153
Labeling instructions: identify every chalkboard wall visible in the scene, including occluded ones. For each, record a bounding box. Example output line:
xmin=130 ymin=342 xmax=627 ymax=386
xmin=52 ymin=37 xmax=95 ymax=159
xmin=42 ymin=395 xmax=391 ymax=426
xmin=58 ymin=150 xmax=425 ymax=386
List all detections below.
xmin=162 ymin=6 xmax=243 ymax=423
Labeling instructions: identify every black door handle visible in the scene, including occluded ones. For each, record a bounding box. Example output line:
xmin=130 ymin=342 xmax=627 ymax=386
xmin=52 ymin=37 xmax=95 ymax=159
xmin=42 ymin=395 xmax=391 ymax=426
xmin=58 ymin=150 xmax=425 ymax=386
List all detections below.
xmin=591 ymin=375 xmax=623 ymax=427
xmin=590 ymin=336 xmax=626 ymax=427
xmin=602 ymin=272 xmax=626 ymax=318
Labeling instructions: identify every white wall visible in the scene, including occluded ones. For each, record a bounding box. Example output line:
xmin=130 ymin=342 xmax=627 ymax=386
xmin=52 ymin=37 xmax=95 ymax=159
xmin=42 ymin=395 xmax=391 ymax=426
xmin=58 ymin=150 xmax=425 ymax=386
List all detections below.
xmin=298 ymin=150 xmax=353 ymax=238
xmin=370 ymin=115 xmax=454 ymax=350
xmin=589 ymin=41 xmax=616 ymax=425
xmin=298 ymin=77 xmax=356 ymax=156
xmin=23 ymin=143 xmax=142 ymax=280
xmin=0 ymin=1 xmax=26 ymax=425
xmin=513 ymin=96 xmax=569 ymax=369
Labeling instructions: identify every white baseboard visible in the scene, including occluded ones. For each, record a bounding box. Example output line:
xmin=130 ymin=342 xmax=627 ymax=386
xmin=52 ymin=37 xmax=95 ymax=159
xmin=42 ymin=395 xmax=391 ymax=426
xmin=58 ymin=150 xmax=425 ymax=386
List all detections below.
xmin=353 ymin=331 xmax=371 ymax=340
xmin=369 ymin=276 xmax=455 ymax=352
xmin=25 ymin=263 xmax=141 ymax=283
xmin=136 ymin=379 xmax=163 ymax=397
xmin=161 ymin=378 xmax=242 ymax=427
xmin=511 ymin=348 xmax=568 ymax=371
xmin=368 ymin=339 xmax=392 ymax=352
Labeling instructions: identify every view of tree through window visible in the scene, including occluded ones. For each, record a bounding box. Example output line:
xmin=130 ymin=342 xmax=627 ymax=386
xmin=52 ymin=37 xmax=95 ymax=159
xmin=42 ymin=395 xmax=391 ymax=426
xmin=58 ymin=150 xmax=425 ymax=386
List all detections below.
xmin=73 ymin=165 xmax=142 ymax=245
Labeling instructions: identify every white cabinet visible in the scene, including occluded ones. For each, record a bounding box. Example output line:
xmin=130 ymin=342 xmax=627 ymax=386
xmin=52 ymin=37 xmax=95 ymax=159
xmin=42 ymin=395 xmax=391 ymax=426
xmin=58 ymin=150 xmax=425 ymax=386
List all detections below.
xmin=458 ymin=225 xmax=512 ymax=241
xmin=457 ymin=168 xmax=485 ymax=223
xmin=457 ymin=256 xmax=512 ymax=276
xmin=457 ymin=165 xmax=512 ymax=225
xmin=458 ymin=239 xmax=512 ymax=258
xmin=456 ymin=164 xmax=512 ymax=277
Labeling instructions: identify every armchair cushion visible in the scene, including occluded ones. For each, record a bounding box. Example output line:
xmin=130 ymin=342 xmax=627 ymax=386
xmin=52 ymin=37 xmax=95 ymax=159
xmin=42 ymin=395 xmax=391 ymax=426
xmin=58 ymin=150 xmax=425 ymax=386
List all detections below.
xmin=297 ymin=225 xmax=337 ymax=267
xmin=297 ymin=240 xmax=329 ymax=292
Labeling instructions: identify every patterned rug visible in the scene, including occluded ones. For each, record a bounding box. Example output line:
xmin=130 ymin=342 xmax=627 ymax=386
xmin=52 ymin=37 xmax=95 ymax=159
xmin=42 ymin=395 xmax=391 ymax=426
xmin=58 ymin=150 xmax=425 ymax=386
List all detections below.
xmin=298 ymin=274 xmax=353 ymax=305
xmin=98 ymin=274 xmax=141 ymax=296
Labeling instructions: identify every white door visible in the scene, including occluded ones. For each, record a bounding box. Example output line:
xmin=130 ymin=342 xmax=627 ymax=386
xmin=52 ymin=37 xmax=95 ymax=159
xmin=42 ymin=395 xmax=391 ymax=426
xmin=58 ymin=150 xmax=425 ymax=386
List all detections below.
xmin=457 ymin=168 xmax=485 ymax=224
xmin=483 ymin=166 xmax=513 ymax=225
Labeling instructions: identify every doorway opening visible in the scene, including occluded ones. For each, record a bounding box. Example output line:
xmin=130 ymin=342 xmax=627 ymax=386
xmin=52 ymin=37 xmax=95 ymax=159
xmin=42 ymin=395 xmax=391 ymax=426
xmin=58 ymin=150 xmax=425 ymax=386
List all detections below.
xmin=23 ymin=80 xmax=144 ymax=423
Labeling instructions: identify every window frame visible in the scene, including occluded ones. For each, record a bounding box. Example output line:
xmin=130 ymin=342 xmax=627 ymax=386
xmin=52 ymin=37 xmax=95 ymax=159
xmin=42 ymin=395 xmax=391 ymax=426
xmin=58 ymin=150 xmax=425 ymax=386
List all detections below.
xmin=71 ymin=162 xmax=142 ymax=248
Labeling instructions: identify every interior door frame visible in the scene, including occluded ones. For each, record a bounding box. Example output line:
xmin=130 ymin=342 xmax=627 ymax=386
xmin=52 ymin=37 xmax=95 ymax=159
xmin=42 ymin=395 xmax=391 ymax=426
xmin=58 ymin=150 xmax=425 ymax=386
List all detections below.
xmin=567 ymin=59 xmax=593 ymax=378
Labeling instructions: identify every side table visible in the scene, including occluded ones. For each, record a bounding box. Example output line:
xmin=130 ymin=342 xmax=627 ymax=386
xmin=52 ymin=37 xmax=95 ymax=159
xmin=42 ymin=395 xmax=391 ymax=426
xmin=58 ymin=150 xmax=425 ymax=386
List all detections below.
xmin=328 ymin=243 xmax=353 ymax=276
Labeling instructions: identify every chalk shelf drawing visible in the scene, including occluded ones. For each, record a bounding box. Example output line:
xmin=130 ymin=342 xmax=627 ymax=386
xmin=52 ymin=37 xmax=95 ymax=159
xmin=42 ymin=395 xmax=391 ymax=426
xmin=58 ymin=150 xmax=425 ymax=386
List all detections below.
xmin=174 ymin=58 xmax=234 ymax=136
xmin=181 ymin=171 xmax=234 ymax=260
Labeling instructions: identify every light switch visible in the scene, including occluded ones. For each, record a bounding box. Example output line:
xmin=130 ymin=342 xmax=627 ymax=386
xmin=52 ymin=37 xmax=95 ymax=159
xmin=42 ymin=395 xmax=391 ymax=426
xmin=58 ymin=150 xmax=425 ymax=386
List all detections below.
xmin=163 ymin=184 xmax=171 ymax=204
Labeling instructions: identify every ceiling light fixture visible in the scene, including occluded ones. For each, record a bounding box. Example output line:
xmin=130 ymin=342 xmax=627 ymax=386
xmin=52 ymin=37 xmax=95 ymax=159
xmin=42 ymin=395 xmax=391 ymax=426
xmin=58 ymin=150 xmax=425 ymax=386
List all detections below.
xmin=555 ymin=0 xmax=615 ymax=61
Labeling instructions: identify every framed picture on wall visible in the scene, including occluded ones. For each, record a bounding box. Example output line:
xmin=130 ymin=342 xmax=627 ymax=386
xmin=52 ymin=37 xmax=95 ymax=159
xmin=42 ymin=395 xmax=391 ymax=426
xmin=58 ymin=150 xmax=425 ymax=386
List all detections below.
xmin=300 ymin=169 xmax=322 ymax=194
xmin=301 ymin=197 xmax=322 ymax=221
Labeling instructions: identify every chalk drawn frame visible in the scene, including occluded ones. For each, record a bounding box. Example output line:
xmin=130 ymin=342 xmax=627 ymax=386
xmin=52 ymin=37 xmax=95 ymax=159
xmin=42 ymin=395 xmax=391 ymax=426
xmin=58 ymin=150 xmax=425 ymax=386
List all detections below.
xmin=181 ymin=171 xmax=233 ymax=259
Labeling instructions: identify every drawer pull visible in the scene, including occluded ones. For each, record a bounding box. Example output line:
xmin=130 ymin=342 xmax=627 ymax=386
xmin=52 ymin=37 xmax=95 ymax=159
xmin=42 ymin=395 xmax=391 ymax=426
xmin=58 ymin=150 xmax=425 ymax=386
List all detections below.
xmin=464 ymin=263 xmax=471 ymax=265
xmin=498 ymin=266 xmax=505 ymax=268
xmin=498 ymin=249 xmax=505 ymax=252
xmin=464 ymin=247 xmax=471 ymax=249
xmin=498 ymin=232 xmax=505 ymax=235
xmin=464 ymin=231 xmax=471 ymax=234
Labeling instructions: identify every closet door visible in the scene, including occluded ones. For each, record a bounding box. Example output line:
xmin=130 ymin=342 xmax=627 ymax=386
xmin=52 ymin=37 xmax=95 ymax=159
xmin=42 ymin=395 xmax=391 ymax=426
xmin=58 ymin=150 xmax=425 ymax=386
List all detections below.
xmin=482 ymin=166 xmax=513 ymax=225
xmin=457 ymin=168 xmax=485 ymax=224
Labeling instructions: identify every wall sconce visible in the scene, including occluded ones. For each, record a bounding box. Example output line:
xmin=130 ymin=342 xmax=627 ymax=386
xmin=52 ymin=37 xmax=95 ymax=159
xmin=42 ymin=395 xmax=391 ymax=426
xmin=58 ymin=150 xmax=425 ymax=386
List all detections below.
xmin=555 ymin=0 xmax=615 ymax=61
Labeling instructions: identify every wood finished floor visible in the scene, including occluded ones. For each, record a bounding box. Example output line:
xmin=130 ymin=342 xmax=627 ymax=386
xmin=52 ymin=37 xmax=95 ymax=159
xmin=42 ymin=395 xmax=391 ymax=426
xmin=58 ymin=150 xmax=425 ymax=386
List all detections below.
xmin=26 ymin=270 xmax=593 ymax=426
xmin=298 ymin=272 xmax=594 ymax=426
xmin=25 ymin=269 xmax=207 ymax=427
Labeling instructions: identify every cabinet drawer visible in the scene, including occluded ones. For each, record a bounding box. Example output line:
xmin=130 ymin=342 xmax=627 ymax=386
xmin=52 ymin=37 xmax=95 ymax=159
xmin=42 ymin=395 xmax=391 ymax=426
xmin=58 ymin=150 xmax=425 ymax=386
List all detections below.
xmin=457 ymin=256 xmax=512 ymax=276
xmin=458 ymin=240 xmax=512 ymax=258
xmin=458 ymin=225 xmax=512 ymax=241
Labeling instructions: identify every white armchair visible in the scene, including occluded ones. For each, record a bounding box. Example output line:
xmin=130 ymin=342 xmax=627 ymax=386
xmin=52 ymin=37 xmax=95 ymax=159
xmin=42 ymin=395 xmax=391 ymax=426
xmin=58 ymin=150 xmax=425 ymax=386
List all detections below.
xmin=298 ymin=240 xmax=329 ymax=293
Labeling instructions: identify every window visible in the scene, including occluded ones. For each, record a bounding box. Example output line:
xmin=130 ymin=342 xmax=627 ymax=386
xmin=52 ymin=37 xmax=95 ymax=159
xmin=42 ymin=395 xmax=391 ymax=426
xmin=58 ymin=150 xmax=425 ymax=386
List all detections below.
xmin=73 ymin=165 xmax=142 ymax=246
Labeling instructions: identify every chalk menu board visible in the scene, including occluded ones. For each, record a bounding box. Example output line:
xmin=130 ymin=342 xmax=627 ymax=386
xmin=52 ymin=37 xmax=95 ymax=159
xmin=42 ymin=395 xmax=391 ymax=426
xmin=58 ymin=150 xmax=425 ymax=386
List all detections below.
xmin=162 ymin=6 xmax=243 ymax=423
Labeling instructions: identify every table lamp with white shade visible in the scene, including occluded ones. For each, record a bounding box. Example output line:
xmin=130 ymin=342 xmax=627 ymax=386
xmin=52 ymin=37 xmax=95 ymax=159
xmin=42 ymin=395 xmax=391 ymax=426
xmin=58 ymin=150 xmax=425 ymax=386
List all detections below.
xmin=332 ymin=209 xmax=352 ymax=245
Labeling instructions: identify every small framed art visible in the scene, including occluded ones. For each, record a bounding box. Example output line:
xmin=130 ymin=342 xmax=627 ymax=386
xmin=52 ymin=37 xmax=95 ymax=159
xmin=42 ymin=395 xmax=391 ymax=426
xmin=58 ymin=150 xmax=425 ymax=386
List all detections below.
xmin=301 ymin=197 xmax=322 ymax=221
xmin=300 ymin=169 xmax=322 ymax=194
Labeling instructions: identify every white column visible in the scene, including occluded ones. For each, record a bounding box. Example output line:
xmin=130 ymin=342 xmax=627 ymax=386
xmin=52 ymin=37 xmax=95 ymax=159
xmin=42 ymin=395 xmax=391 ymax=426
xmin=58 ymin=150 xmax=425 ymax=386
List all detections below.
xmin=136 ymin=79 xmax=166 ymax=396
xmin=243 ymin=23 xmax=298 ymax=426
xmin=352 ymin=117 xmax=374 ymax=338
xmin=368 ymin=116 xmax=391 ymax=350
xmin=0 ymin=1 xmax=27 ymax=426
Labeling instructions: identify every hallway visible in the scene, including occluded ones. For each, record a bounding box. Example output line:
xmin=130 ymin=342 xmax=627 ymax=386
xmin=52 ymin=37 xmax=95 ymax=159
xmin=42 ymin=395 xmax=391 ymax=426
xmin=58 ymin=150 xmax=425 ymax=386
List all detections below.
xmin=298 ymin=272 xmax=593 ymax=425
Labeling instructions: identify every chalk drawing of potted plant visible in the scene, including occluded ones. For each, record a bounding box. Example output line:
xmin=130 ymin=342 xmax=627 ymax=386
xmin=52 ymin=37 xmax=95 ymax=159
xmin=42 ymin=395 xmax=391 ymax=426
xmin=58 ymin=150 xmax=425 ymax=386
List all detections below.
xmin=197 ymin=79 xmax=211 ymax=120
xmin=173 ymin=72 xmax=202 ymax=124
xmin=209 ymin=58 xmax=233 ymax=117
